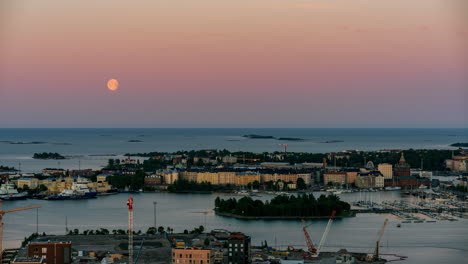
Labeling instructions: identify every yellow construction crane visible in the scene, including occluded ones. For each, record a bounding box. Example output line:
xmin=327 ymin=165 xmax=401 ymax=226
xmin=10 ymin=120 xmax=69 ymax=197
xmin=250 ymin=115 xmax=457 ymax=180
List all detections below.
xmin=0 ymin=201 xmax=41 ymax=257
xmin=371 ymin=218 xmax=388 ymax=261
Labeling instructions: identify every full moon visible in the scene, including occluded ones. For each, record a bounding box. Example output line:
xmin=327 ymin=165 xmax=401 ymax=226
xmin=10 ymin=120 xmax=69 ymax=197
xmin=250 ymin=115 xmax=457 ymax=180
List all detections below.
xmin=107 ymin=79 xmax=119 ymax=91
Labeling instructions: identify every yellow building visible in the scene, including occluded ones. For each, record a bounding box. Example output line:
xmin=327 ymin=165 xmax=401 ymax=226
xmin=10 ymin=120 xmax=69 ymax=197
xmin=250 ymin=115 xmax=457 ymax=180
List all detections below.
xmin=323 ymin=171 xmax=347 ymax=185
xmin=16 ymin=177 xmax=39 ymax=189
xmin=235 ymin=172 xmax=260 ymax=186
xmin=377 ymin=164 xmax=393 ymax=179
xmin=172 ymin=248 xmax=214 ymax=264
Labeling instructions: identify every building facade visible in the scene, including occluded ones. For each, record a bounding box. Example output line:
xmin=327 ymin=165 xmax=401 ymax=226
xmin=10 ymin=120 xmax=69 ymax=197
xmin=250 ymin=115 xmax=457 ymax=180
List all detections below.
xmin=377 ymin=164 xmax=393 ymax=179
xmin=228 ymin=233 xmax=251 ymax=264
xmin=28 ymin=242 xmax=71 ymax=264
xmin=172 ymin=248 xmax=213 ymax=264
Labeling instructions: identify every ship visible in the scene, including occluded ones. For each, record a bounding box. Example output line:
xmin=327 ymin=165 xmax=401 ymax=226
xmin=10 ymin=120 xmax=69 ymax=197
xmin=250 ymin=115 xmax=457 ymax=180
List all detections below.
xmin=0 ymin=182 xmax=29 ymax=200
xmin=48 ymin=178 xmax=97 ymax=200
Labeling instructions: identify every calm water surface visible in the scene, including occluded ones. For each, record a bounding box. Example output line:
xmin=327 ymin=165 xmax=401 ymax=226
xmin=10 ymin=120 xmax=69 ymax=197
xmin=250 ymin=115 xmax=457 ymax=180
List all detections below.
xmin=3 ymin=192 xmax=467 ymax=264
xmin=0 ymin=128 xmax=467 ymax=172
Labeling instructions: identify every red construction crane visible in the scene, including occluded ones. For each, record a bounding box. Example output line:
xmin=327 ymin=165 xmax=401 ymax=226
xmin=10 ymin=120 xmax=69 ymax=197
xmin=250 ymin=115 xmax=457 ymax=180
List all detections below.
xmin=0 ymin=201 xmax=41 ymax=257
xmin=301 ymin=219 xmax=316 ymax=254
xmin=127 ymin=197 xmax=134 ymax=264
xmin=278 ymin=144 xmax=288 ymax=154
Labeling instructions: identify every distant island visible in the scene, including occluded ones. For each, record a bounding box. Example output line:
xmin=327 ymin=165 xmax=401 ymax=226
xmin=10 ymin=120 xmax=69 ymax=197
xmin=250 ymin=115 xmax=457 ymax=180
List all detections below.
xmin=450 ymin=143 xmax=468 ymax=147
xmin=33 ymin=152 xmax=65 ymax=159
xmin=277 ymin=137 xmax=304 ymax=141
xmin=9 ymin=141 xmax=47 ymax=145
xmin=321 ymin=140 xmax=344 ymax=143
xmin=128 ymin=139 xmax=143 ymax=143
xmin=243 ymin=135 xmax=305 ymax=141
xmin=242 ymin=134 xmax=275 ymax=139
xmin=215 ymin=194 xmax=351 ymax=219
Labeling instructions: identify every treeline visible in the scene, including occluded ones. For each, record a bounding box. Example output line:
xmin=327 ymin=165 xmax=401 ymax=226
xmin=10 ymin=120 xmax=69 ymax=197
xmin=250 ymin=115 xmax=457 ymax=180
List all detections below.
xmin=0 ymin=165 xmax=16 ymax=171
xmin=33 ymin=152 xmax=65 ymax=159
xmin=215 ymin=194 xmax=350 ymax=217
xmin=106 ymin=170 xmax=145 ymax=191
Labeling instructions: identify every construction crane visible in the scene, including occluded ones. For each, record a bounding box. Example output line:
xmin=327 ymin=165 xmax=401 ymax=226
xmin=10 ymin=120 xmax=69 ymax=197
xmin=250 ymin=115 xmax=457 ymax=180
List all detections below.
xmin=0 ymin=201 xmax=41 ymax=257
xmin=315 ymin=210 xmax=336 ymax=257
xmin=127 ymin=197 xmax=134 ymax=264
xmin=278 ymin=144 xmax=288 ymax=154
xmin=371 ymin=218 xmax=388 ymax=261
xmin=301 ymin=219 xmax=316 ymax=254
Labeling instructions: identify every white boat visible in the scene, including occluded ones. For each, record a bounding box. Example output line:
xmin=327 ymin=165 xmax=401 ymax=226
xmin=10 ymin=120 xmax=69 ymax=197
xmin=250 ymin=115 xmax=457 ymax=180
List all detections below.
xmin=0 ymin=182 xmax=28 ymax=200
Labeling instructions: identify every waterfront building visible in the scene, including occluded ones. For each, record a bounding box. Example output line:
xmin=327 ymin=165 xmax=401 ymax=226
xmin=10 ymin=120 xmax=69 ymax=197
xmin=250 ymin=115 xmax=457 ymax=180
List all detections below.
xmin=445 ymin=155 xmax=468 ymax=172
xmin=172 ymin=248 xmax=214 ymax=264
xmin=393 ymin=153 xmax=411 ymax=178
xmin=345 ymin=170 xmax=359 ymax=184
xmin=28 ymin=241 xmax=71 ymax=264
xmin=377 ymin=163 xmax=393 ymax=179
xmin=355 ymin=175 xmax=374 ymax=188
xmin=228 ymin=232 xmax=251 ymax=264
xmin=235 ymin=172 xmax=260 ymax=186
xmin=144 ymin=175 xmax=162 ymax=186
xmin=375 ymin=175 xmax=385 ymax=188
xmin=16 ymin=177 xmax=40 ymax=189
xmin=155 ymin=169 xmax=179 ymax=184
xmin=323 ymin=171 xmax=347 ymax=186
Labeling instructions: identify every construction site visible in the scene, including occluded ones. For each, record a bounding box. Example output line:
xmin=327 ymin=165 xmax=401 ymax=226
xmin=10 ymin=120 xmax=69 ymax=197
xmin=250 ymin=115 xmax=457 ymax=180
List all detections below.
xmin=0 ymin=197 xmax=407 ymax=264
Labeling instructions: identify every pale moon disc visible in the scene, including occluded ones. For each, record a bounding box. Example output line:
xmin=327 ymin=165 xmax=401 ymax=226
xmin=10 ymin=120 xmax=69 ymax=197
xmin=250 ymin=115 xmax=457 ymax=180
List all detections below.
xmin=107 ymin=79 xmax=119 ymax=91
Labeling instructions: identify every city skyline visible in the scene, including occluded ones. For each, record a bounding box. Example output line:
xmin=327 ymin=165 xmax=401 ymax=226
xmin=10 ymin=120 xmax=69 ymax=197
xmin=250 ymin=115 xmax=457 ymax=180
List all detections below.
xmin=1 ymin=0 xmax=467 ymax=128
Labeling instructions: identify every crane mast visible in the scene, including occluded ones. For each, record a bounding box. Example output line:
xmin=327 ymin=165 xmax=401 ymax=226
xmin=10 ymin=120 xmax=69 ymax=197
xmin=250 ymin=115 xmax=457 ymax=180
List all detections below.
xmin=315 ymin=210 xmax=336 ymax=257
xmin=373 ymin=218 xmax=388 ymax=261
xmin=127 ymin=197 xmax=134 ymax=264
xmin=302 ymin=219 xmax=316 ymax=253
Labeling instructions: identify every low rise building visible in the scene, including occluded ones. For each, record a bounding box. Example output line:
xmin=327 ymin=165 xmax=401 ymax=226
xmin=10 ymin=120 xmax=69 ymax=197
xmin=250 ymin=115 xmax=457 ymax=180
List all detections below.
xmin=323 ymin=171 xmax=347 ymax=186
xmin=144 ymin=175 xmax=163 ymax=186
xmin=228 ymin=232 xmax=251 ymax=264
xmin=28 ymin=241 xmax=71 ymax=264
xmin=16 ymin=177 xmax=40 ymax=189
xmin=377 ymin=163 xmax=393 ymax=179
xmin=172 ymin=248 xmax=214 ymax=264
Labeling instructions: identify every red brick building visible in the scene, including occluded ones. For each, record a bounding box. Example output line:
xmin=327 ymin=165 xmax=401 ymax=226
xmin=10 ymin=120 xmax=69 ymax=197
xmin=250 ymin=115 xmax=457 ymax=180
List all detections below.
xmin=144 ymin=175 xmax=162 ymax=186
xmin=393 ymin=153 xmax=411 ymax=178
xmin=28 ymin=242 xmax=71 ymax=264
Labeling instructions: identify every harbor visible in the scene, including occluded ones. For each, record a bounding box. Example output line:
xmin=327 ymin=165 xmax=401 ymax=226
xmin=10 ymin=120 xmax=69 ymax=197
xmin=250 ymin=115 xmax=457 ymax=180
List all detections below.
xmin=2 ymin=192 xmax=467 ymax=264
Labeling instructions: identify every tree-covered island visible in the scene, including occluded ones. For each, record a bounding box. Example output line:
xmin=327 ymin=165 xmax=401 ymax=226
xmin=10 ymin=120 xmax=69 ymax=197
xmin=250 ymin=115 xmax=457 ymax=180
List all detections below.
xmin=215 ymin=194 xmax=351 ymax=219
xmin=33 ymin=152 xmax=65 ymax=159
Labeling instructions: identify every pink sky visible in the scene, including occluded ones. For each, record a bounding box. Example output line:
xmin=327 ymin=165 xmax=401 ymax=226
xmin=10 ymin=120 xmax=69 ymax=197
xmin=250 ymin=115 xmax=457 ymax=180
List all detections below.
xmin=0 ymin=0 xmax=467 ymax=128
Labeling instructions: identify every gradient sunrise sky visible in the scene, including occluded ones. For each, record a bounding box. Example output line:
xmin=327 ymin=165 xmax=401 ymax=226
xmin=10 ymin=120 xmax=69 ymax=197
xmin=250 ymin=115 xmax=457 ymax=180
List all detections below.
xmin=1 ymin=0 xmax=467 ymax=128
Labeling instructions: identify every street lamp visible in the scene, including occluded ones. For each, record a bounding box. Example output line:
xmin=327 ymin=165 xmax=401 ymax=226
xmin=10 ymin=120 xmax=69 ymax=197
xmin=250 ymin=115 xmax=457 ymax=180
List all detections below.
xmin=153 ymin=201 xmax=157 ymax=231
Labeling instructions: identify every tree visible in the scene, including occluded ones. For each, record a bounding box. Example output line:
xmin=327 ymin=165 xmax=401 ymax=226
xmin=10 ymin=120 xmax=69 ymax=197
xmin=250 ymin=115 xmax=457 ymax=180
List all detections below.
xmin=146 ymin=227 xmax=157 ymax=235
xmin=296 ymin=178 xmax=307 ymax=190
xmin=37 ymin=184 xmax=48 ymax=193
xmin=204 ymin=238 xmax=210 ymax=247
xmin=157 ymin=226 xmax=165 ymax=234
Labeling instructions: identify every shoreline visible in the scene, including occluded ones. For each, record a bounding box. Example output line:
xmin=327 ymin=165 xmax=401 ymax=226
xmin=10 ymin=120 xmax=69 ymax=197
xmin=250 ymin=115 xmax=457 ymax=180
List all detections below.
xmin=214 ymin=210 xmax=355 ymax=220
